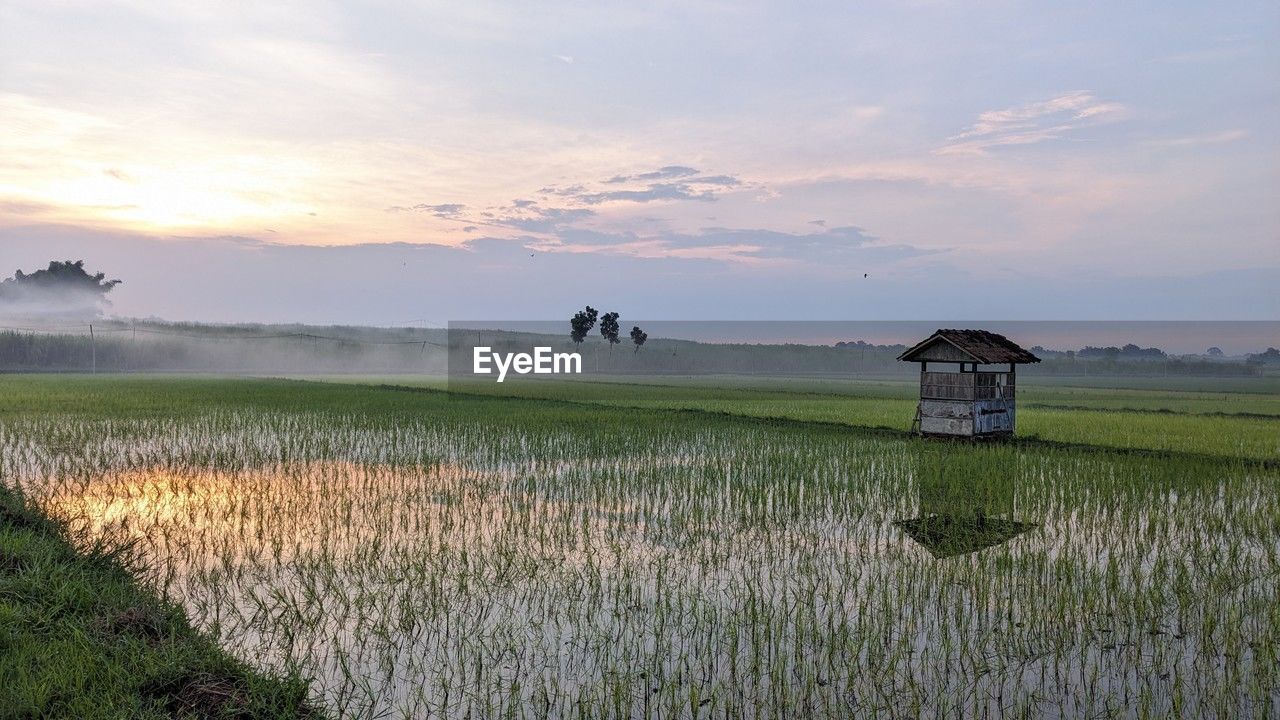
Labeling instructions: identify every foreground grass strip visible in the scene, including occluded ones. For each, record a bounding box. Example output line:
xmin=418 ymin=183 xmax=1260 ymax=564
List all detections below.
xmin=0 ymin=485 xmax=319 ymax=720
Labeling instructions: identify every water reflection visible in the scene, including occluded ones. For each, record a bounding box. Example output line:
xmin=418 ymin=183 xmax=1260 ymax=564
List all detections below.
xmin=9 ymin=411 xmax=1274 ymax=719
xmin=896 ymin=474 xmax=1037 ymax=558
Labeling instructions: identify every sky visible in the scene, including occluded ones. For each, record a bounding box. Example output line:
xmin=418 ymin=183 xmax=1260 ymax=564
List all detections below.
xmin=1 ymin=1 xmax=1277 ymax=324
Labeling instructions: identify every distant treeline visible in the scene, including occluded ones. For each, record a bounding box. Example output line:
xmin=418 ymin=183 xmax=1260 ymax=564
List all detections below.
xmin=1031 ymin=342 xmax=1280 ymax=365
xmin=0 ymin=321 xmax=1272 ymax=377
xmin=450 ymin=331 xmax=1268 ymax=379
xmin=1029 ymin=355 xmax=1261 ymax=377
xmin=452 ymin=333 xmax=913 ymax=376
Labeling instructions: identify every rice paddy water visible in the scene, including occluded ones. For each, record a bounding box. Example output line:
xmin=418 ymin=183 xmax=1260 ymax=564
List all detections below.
xmin=1 ymin=403 xmax=1276 ymax=718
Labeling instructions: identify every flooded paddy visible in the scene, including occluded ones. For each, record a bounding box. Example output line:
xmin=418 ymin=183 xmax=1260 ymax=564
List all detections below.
xmin=2 ymin=410 xmax=1276 ymax=718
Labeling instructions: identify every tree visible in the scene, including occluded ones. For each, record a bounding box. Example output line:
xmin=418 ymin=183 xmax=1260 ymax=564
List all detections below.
xmin=599 ymin=312 xmax=620 ymax=349
xmin=1206 ymin=347 xmax=1224 ymax=357
xmin=629 ymin=325 xmax=648 ymax=353
xmin=0 ymin=260 xmax=121 ymax=319
xmin=569 ymin=305 xmax=598 ymax=347
xmin=1248 ymin=347 xmax=1280 ymax=365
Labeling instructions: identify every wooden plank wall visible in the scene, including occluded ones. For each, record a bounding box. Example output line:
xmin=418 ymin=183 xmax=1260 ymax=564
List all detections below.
xmin=973 ymin=399 xmax=1016 ymax=434
xmin=921 ymin=371 xmax=975 ymax=400
xmin=921 ymin=371 xmax=1015 ymax=401
xmin=918 ymin=371 xmax=1017 ymax=436
xmin=920 ymin=416 xmax=973 ymax=436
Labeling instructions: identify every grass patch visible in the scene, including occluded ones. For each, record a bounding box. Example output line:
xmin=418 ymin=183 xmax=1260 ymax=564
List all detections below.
xmin=0 ymin=484 xmax=318 ymax=719
xmin=350 ymin=374 xmax=1280 ymax=462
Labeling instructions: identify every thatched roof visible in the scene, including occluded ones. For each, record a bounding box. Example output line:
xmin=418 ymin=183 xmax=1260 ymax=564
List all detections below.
xmin=897 ymin=328 xmax=1041 ymax=364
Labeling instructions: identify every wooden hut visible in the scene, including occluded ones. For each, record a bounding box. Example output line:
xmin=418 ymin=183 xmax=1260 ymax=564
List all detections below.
xmin=897 ymin=329 xmax=1041 ymax=438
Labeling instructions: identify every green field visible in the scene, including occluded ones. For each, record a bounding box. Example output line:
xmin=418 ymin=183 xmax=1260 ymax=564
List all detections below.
xmin=311 ymin=374 xmax=1280 ymax=462
xmin=1 ymin=375 xmax=1277 ymax=718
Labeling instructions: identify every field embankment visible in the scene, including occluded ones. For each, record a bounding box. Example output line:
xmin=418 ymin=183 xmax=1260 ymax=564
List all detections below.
xmin=0 ymin=484 xmax=318 ymax=719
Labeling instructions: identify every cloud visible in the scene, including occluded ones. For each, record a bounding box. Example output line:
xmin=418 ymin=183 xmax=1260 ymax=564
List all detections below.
xmin=1142 ymin=129 xmax=1248 ymax=148
xmin=495 ymin=206 xmax=595 ymax=232
xmin=538 ymin=167 xmax=742 ymax=206
xmin=415 ymin=203 xmax=466 ymax=217
xmin=0 ymin=199 xmax=58 ymax=216
xmin=573 ymin=182 xmax=718 ymax=205
xmin=692 ymin=175 xmax=739 ymax=186
xmin=603 ymin=166 xmax=699 ymax=184
xmin=387 ymin=203 xmax=467 ymax=218
xmin=541 ymin=224 xmax=931 ymax=265
xmin=393 ymin=165 xmax=748 ymax=237
xmin=938 ymin=92 xmax=1128 ymax=155
xmin=391 ymin=201 xmax=598 ymax=234
xmin=536 ymin=184 xmax=586 ymax=197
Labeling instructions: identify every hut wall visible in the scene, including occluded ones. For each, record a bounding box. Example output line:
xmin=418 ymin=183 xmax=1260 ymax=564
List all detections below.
xmin=974 ymin=399 xmax=1015 ymax=434
xmin=920 ymin=399 xmax=972 ymax=418
xmin=921 ymin=371 xmax=974 ymax=399
xmin=919 ymin=370 xmax=1017 ymax=436
xmin=920 ymin=416 xmax=974 ymax=435
xmin=921 ymin=371 xmax=1015 ymax=400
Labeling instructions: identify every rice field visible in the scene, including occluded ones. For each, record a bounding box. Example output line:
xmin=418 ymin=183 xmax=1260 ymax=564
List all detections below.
xmin=316 ymin=375 xmax=1280 ymax=461
xmin=1 ymin=377 xmax=1277 ymax=718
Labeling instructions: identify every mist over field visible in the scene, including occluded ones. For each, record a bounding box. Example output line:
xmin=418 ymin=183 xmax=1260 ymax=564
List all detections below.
xmin=2 ymin=316 xmax=1276 ymax=379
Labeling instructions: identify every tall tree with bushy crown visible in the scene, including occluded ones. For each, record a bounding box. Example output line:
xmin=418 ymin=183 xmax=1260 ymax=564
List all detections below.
xmin=0 ymin=260 xmax=121 ymax=319
xmin=570 ymin=306 xmax=598 ymax=347
xmin=599 ymin=312 xmax=620 ymax=350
